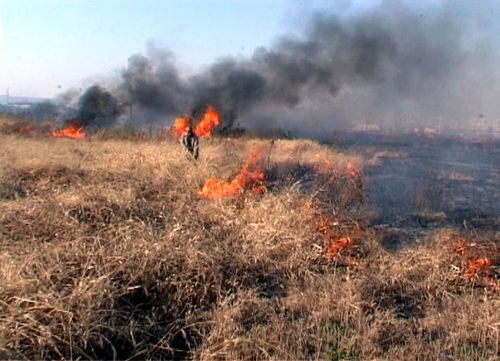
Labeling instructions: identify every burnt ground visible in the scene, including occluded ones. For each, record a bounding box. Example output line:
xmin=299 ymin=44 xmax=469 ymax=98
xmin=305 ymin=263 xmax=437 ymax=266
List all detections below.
xmin=339 ymin=133 xmax=499 ymax=248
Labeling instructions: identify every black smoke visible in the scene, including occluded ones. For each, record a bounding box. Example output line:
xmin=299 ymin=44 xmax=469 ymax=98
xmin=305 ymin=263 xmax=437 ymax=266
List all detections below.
xmin=119 ymin=49 xmax=188 ymax=116
xmin=77 ymin=85 xmax=122 ymax=128
xmin=189 ymin=59 xmax=267 ymax=128
xmin=71 ymin=1 xmax=500 ymax=135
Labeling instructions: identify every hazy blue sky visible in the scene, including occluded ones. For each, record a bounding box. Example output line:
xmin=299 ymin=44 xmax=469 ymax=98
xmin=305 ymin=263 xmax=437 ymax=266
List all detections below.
xmin=1 ymin=0 xmax=382 ymax=98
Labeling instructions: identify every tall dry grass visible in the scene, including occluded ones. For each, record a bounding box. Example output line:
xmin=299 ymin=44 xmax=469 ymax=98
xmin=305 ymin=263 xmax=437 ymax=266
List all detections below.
xmin=0 ymin=132 xmax=498 ymax=360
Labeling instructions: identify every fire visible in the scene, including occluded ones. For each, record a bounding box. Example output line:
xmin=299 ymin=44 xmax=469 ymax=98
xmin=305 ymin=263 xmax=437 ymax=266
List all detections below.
xmin=173 ymin=105 xmax=222 ymax=138
xmin=195 ymin=105 xmax=221 ymax=138
xmin=325 ymin=237 xmax=356 ymax=261
xmin=317 ymin=214 xmax=331 ymax=235
xmin=345 ymin=161 xmax=359 ymax=178
xmin=464 ymin=257 xmax=494 ymax=280
xmin=197 ymin=148 xmax=265 ymax=199
xmin=315 ymin=161 xmax=334 ymax=176
xmin=173 ymin=116 xmax=192 ymax=137
xmin=454 ymin=238 xmax=468 ymax=256
xmin=450 ymin=236 xmax=497 ymax=284
xmin=316 ymin=213 xmax=360 ymax=262
xmin=314 ymin=160 xmax=361 ymax=178
xmin=50 ymin=122 xmax=85 ymax=139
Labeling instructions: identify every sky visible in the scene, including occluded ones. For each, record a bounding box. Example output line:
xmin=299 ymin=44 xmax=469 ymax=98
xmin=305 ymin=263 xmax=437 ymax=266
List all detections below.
xmin=0 ymin=0 xmax=381 ymax=98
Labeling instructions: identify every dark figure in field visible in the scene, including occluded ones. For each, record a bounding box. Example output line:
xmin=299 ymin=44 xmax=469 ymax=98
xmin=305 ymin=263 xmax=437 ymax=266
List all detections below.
xmin=181 ymin=126 xmax=199 ymax=160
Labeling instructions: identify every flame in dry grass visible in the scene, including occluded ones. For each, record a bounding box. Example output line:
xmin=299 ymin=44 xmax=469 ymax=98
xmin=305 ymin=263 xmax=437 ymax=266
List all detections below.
xmin=314 ymin=160 xmax=361 ymax=178
xmin=173 ymin=116 xmax=192 ymax=137
xmin=198 ymin=148 xmax=265 ymax=199
xmin=454 ymin=238 xmax=468 ymax=256
xmin=50 ymin=122 xmax=85 ymax=139
xmin=464 ymin=257 xmax=494 ymax=281
xmin=345 ymin=160 xmax=359 ymax=178
xmin=315 ymin=161 xmax=334 ymax=176
xmin=451 ymin=236 xmax=498 ymax=285
xmin=316 ymin=214 xmax=358 ymax=261
xmin=195 ymin=105 xmax=221 ymax=138
xmin=325 ymin=237 xmax=356 ymax=261
xmin=173 ymin=105 xmax=222 ymax=138
xmin=317 ymin=214 xmax=332 ymax=235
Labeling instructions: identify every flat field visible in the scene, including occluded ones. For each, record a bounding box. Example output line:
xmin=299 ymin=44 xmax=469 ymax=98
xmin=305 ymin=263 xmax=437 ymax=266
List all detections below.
xmin=0 ymin=129 xmax=498 ymax=360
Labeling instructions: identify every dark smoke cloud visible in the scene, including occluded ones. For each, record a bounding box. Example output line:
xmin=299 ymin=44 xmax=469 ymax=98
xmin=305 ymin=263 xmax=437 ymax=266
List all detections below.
xmin=71 ymin=0 xmax=500 ymax=135
xmin=242 ymin=0 xmax=500 ymax=135
xmin=119 ymin=47 xmax=188 ymax=115
xmin=189 ymin=59 xmax=266 ymax=127
xmin=77 ymin=85 xmax=121 ymax=127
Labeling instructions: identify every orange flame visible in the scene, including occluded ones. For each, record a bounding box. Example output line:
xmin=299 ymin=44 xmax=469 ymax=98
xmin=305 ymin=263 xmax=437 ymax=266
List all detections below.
xmin=198 ymin=148 xmax=265 ymax=199
xmin=450 ymin=236 xmax=497 ymax=284
xmin=464 ymin=257 xmax=494 ymax=280
xmin=326 ymin=237 xmax=356 ymax=261
xmin=173 ymin=105 xmax=222 ymax=138
xmin=316 ymin=213 xmax=360 ymax=262
xmin=173 ymin=116 xmax=192 ymax=137
xmin=345 ymin=161 xmax=359 ymax=178
xmin=454 ymin=238 xmax=468 ymax=256
xmin=317 ymin=214 xmax=331 ymax=235
xmin=50 ymin=122 xmax=85 ymax=139
xmin=195 ymin=105 xmax=221 ymax=137
xmin=315 ymin=161 xmax=334 ymax=176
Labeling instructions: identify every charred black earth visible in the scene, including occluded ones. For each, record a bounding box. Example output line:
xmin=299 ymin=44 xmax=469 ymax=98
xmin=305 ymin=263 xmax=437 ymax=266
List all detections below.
xmin=341 ymin=133 xmax=499 ymax=243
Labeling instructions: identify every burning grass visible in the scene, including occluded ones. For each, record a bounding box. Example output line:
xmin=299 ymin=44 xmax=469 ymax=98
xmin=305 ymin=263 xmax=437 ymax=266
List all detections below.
xmin=451 ymin=235 xmax=498 ymax=287
xmin=173 ymin=105 xmax=221 ymax=138
xmin=0 ymin=115 xmax=52 ymax=137
xmin=197 ymin=148 xmax=265 ymax=199
xmin=50 ymin=121 xmax=86 ymax=139
xmin=0 ymin=134 xmax=498 ymax=360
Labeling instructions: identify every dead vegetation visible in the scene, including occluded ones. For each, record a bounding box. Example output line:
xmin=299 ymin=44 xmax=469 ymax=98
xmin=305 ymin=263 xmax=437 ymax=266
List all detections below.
xmin=0 ymin=131 xmax=498 ymax=360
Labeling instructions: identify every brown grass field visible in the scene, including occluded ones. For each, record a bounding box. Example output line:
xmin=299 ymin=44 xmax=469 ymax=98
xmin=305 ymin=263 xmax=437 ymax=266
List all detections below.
xmin=0 ymin=117 xmax=498 ymax=360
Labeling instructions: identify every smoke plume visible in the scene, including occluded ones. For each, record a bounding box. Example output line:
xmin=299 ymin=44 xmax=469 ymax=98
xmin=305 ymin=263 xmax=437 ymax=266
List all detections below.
xmin=77 ymin=85 xmax=122 ymax=128
xmin=71 ymin=1 xmax=500 ymax=135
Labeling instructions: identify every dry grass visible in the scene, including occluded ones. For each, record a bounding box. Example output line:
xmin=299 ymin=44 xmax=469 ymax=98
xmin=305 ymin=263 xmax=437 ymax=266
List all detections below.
xmin=0 ymin=131 xmax=498 ymax=360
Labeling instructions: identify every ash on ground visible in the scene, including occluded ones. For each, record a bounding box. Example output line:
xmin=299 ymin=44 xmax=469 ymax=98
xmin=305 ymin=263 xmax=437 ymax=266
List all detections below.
xmin=341 ymin=134 xmax=499 ymax=248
